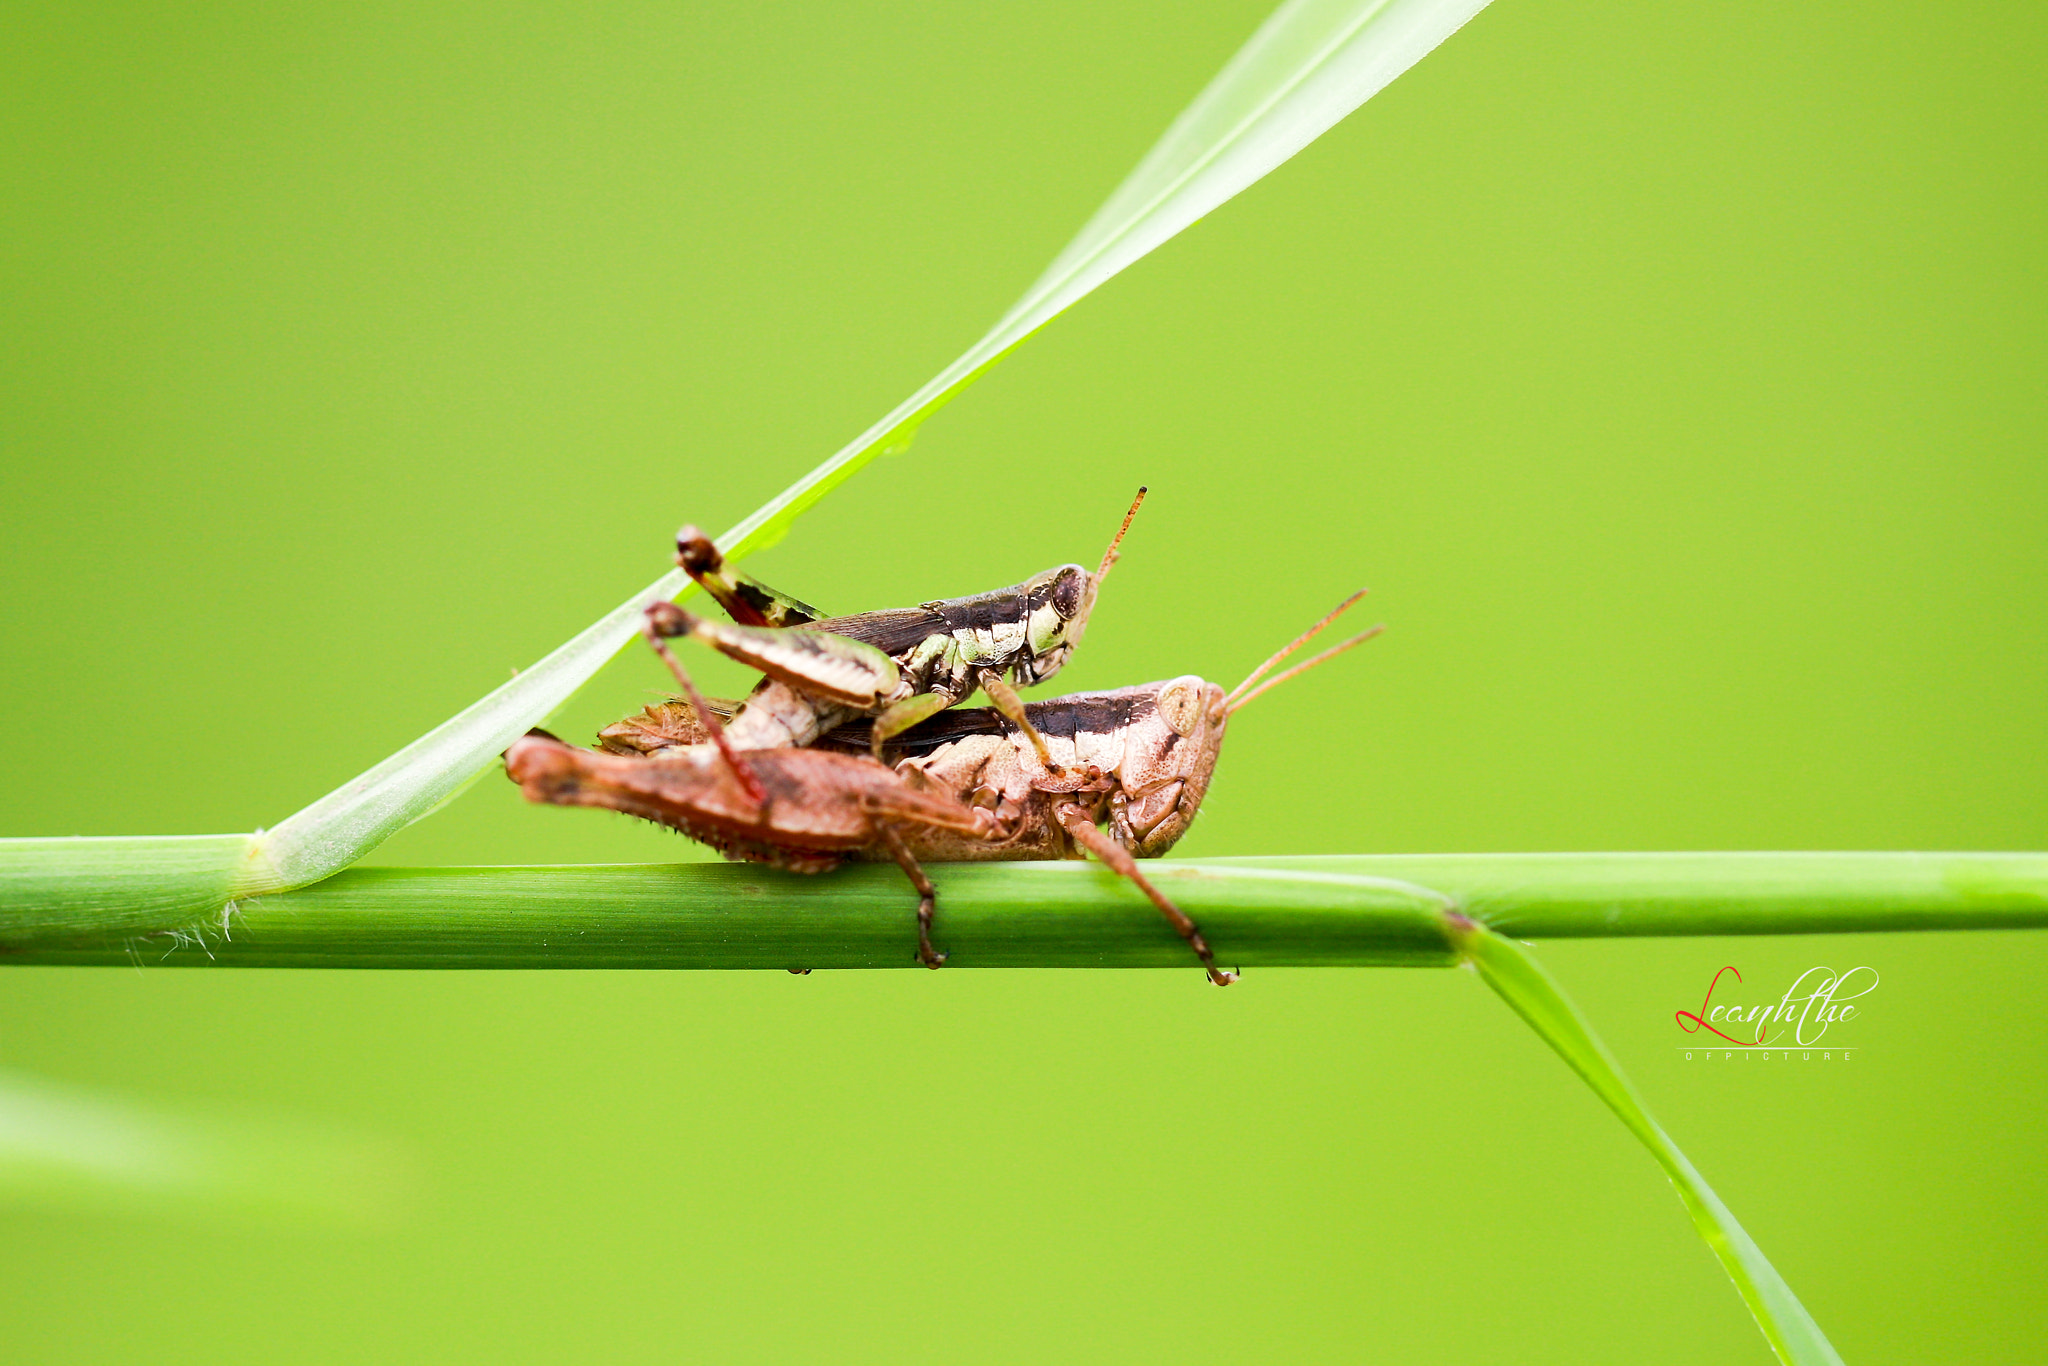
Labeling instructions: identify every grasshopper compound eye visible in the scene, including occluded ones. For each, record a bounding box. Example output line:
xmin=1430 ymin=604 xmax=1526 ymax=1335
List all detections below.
xmin=1155 ymin=679 xmax=1204 ymax=736
xmin=1050 ymin=565 xmax=1087 ymax=619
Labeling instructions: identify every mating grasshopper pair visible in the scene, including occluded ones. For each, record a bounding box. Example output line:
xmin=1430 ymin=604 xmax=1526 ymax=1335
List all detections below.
xmin=504 ymin=492 xmax=1379 ymax=983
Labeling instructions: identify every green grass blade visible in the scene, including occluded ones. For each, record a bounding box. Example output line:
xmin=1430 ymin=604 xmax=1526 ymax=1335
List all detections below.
xmin=0 ymin=1068 xmax=403 ymax=1225
xmin=238 ymin=0 xmax=1500 ymax=893
xmin=248 ymin=577 xmax=700 ymax=893
xmin=1207 ymin=851 xmax=2048 ymax=934
xmin=1021 ymin=0 xmax=1495 ymax=319
xmin=1448 ymin=915 xmax=1845 ymax=1366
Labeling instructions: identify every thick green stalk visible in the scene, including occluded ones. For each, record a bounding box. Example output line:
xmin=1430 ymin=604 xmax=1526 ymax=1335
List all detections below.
xmin=6 ymin=851 xmax=2042 ymax=965
xmin=0 ymin=835 xmax=265 ymax=941
xmin=3 ymin=861 xmax=1459 ymax=968
xmin=13 ymin=851 xmax=2008 ymax=1364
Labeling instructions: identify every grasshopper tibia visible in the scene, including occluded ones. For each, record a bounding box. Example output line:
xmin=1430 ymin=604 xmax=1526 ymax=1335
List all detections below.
xmin=874 ymin=823 xmax=946 ymax=967
xmin=641 ymin=602 xmax=768 ymax=808
xmin=1055 ymin=805 xmax=1236 ymax=985
xmin=674 ymin=525 xmax=826 ymax=628
xmin=975 ymin=674 xmax=1058 ymax=771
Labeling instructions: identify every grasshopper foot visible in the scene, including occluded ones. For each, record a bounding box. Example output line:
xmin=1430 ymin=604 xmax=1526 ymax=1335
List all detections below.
xmin=1189 ymin=935 xmax=1237 ymax=985
xmin=916 ymin=896 xmax=948 ymax=969
xmin=1188 ymin=928 xmax=1236 ymax=985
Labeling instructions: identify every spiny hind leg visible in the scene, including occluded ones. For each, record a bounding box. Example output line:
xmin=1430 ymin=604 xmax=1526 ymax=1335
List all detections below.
xmin=1055 ymin=805 xmax=1235 ymax=985
xmin=674 ymin=525 xmax=826 ymax=628
xmin=640 ymin=603 xmax=769 ymax=807
xmin=874 ymin=823 xmax=945 ymax=969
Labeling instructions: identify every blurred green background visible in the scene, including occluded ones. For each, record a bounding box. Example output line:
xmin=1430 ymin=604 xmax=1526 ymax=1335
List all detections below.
xmin=3 ymin=0 xmax=2043 ymax=1360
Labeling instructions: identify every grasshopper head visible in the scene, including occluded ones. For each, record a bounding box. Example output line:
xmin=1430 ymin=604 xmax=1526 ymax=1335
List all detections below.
xmin=1012 ymin=562 xmax=1093 ymax=686
xmin=1014 ymin=487 xmax=1147 ymax=687
xmin=1112 ymin=676 xmax=1231 ymax=857
xmin=1114 ymin=592 xmax=1385 ymax=857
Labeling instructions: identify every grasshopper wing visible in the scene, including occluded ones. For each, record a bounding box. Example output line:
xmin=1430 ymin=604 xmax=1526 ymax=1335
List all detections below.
xmin=818 ymin=707 xmax=1009 ymax=759
xmin=809 ymin=606 xmax=949 ymax=655
xmin=598 ymin=696 xmax=739 ymax=756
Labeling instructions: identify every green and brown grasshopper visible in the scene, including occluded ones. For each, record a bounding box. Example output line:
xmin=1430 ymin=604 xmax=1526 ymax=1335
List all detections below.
xmin=599 ymin=489 xmax=1147 ymax=770
xmin=505 ymin=591 xmax=1379 ymax=982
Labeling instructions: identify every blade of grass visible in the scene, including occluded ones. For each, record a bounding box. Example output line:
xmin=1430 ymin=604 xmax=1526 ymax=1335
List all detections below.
xmin=1204 ymin=851 xmax=2048 ymax=934
xmin=1020 ymin=0 xmax=1494 ymax=323
xmin=1447 ymin=914 xmax=1845 ymax=1366
xmin=0 ymin=1068 xmax=404 ymax=1225
xmin=239 ymin=0 xmax=1501 ymax=894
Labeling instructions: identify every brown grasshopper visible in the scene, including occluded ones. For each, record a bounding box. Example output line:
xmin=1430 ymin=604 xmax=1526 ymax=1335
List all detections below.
xmin=601 ymin=489 xmax=1148 ymax=768
xmin=505 ymin=591 xmax=1380 ymax=983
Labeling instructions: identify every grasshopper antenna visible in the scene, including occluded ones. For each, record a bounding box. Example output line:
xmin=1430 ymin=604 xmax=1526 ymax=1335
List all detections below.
xmin=1225 ymin=588 xmax=1371 ymax=710
xmin=641 ymin=603 xmax=770 ymax=807
xmin=1095 ymin=486 xmax=1147 ymax=583
xmin=1226 ymin=623 xmax=1384 ymax=713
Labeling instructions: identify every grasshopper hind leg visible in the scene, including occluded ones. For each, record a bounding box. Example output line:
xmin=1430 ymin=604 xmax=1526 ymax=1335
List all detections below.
xmin=640 ymin=602 xmax=769 ymax=807
xmin=1055 ymin=805 xmax=1236 ymax=985
xmin=874 ymin=823 xmax=946 ymax=969
xmin=674 ymin=525 xmax=826 ymax=628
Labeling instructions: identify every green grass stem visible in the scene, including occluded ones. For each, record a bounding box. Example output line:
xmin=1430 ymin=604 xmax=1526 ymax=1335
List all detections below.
xmin=7 ymin=851 xmax=2041 ymax=965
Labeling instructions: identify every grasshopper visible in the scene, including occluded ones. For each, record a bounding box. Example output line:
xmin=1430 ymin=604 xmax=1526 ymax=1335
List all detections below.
xmin=600 ymin=489 xmax=1148 ymax=768
xmin=505 ymin=591 xmax=1380 ymax=983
